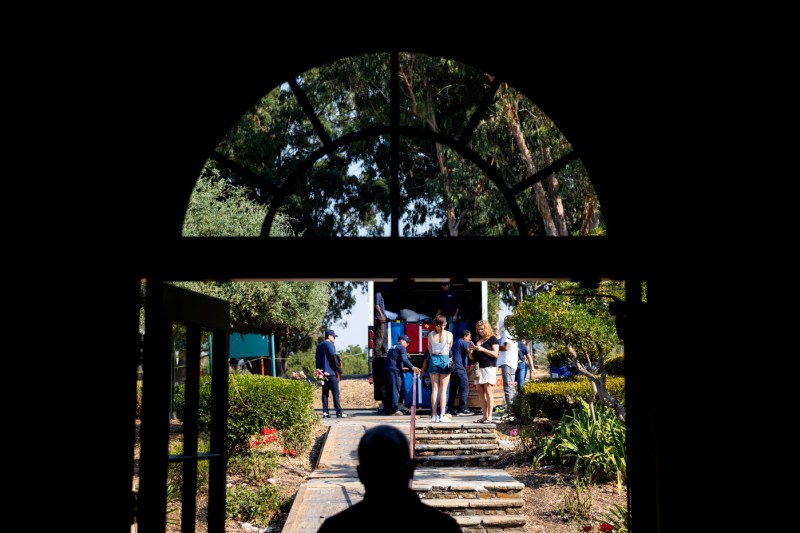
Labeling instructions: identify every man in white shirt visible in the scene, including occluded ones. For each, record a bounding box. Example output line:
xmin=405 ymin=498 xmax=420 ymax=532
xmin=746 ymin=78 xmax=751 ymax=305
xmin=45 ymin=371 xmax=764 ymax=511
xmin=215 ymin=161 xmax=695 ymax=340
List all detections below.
xmin=496 ymin=316 xmax=519 ymax=409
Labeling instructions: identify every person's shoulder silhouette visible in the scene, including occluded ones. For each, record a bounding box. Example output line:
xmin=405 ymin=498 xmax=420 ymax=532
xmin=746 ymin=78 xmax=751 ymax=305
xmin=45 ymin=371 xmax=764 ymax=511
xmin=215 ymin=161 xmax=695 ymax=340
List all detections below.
xmin=317 ymin=424 xmax=461 ymax=533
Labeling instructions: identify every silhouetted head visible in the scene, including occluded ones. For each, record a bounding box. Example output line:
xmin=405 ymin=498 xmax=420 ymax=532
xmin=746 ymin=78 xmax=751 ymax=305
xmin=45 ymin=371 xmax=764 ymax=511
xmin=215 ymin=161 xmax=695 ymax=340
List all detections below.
xmin=357 ymin=425 xmax=415 ymax=493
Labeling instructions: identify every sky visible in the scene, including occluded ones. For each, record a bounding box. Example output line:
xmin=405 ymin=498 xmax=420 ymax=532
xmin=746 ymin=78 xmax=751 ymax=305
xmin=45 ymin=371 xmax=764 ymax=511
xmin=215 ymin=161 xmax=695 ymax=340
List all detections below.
xmin=330 ymin=287 xmax=370 ymax=351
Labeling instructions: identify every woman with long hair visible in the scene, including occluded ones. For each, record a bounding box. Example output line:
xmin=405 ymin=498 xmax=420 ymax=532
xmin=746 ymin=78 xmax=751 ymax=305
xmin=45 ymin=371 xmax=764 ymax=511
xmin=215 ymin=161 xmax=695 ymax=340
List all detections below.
xmin=469 ymin=319 xmax=500 ymax=423
xmin=425 ymin=314 xmax=453 ymax=422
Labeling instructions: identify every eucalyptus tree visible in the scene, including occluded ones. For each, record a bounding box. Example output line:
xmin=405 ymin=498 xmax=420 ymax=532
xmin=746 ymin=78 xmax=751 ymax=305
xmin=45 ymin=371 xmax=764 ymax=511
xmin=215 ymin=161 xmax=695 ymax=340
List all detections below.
xmin=197 ymin=52 xmax=607 ymax=327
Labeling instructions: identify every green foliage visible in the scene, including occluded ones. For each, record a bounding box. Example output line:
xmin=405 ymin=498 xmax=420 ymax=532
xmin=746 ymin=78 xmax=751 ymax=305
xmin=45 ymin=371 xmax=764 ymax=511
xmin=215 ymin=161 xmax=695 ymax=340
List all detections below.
xmin=599 ymin=503 xmax=630 ymax=533
xmin=559 ymin=477 xmax=593 ymax=523
xmin=175 ymin=172 xmax=331 ymax=351
xmin=285 ymin=345 xmax=368 ymax=377
xmin=227 ymin=451 xmax=282 ymax=486
xmin=514 ymin=376 xmax=625 ymax=421
xmin=174 ymin=374 xmax=318 ymax=455
xmin=225 ymin=483 xmax=287 ymax=527
xmin=505 ymin=281 xmax=621 ymax=361
xmin=605 ymin=354 xmax=624 ymax=376
xmin=213 ymin=53 xmax=602 ymax=241
xmin=545 ymin=345 xmax=572 ymax=368
xmin=285 ymin=349 xmax=317 ymax=376
xmin=535 ymin=400 xmax=627 ymax=491
xmin=166 ymin=436 xmax=211 ymax=494
xmin=339 ymin=349 xmax=367 ymax=375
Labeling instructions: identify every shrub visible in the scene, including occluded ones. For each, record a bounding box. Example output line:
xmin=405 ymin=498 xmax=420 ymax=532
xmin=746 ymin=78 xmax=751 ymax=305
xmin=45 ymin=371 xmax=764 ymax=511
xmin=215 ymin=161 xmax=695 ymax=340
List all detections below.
xmin=167 ymin=436 xmax=211 ymax=493
xmin=226 ymin=483 xmax=287 ymax=527
xmin=545 ymin=345 xmax=572 ymax=367
xmin=535 ymin=399 xmax=627 ymax=491
xmin=174 ymin=373 xmax=318 ymax=455
xmin=605 ymin=354 xmax=624 ymax=376
xmin=286 ymin=348 xmax=368 ymax=376
xmin=514 ymin=376 xmax=625 ymax=422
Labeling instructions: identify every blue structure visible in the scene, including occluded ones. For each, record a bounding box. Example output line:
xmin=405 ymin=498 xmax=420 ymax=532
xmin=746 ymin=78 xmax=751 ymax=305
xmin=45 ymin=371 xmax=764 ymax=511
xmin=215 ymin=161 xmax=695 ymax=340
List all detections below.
xmin=228 ymin=333 xmax=276 ymax=376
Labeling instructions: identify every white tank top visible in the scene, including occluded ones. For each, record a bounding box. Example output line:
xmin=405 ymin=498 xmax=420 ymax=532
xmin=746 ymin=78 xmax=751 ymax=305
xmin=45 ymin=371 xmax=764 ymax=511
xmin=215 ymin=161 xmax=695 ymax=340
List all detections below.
xmin=429 ymin=332 xmax=450 ymax=355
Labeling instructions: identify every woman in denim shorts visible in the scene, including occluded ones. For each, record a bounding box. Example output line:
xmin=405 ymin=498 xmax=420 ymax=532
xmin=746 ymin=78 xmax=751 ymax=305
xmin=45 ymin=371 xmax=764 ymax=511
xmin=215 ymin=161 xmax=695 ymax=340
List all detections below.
xmin=425 ymin=314 xmax=453 ymax=422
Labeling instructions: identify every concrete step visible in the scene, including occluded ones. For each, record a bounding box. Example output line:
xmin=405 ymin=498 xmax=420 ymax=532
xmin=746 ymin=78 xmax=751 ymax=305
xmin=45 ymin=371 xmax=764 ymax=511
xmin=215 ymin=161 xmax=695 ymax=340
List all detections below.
xmin=412 ymin=468 xmax=526 ymax=531
xmin=414 ymin=420 xmax=500 ymax=467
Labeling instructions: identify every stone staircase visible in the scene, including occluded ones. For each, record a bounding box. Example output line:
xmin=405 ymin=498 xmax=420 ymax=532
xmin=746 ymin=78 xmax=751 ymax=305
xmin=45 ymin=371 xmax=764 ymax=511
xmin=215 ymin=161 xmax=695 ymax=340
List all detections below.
xmin=414 ymin=421 xmax=501 ymax=467
xmin=412 ymin=421 xmax=526 ymax=532
xmin=281 ymin=417 xmax=527 ymax=533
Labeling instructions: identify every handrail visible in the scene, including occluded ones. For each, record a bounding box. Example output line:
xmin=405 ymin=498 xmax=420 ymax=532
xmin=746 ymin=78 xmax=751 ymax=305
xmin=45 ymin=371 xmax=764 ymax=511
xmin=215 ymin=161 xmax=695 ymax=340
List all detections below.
xmin=410 ymin=371 xmax=416 ymax=459
xmin=409 ymin=370 xmax=416 ymax=490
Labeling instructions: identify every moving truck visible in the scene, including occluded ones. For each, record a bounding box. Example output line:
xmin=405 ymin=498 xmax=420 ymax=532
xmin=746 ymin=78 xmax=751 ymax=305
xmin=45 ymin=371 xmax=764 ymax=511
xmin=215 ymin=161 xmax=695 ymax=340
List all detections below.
xmin=367 ymin=280 xmax=488 ymax=403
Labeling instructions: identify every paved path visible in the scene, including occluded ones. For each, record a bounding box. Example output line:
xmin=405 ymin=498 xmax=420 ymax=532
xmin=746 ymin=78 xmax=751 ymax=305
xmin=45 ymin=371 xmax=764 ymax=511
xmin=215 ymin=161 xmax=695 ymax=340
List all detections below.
xmin=281 ymin=408 xmax=512 ymax=533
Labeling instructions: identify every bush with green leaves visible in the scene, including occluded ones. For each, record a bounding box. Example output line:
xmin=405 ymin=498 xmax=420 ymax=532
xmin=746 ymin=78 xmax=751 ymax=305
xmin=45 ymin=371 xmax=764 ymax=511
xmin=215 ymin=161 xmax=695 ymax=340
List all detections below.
xmin=167 ymin=436 xmax=211 ymax=493
xmin=173 ymin=373 xmax=317 ymax=454
xmin=545 ymin=345 xmax=573 ymax=368
xmin=604 ymin=353 xmax=624 ymax=376
xmin=513 ymin=376 xmax=625 ymax=422
xmin=226 ymin=483 xmax=287 ymax=527
xmin=535 ymin=399 xmax=627 ymax=491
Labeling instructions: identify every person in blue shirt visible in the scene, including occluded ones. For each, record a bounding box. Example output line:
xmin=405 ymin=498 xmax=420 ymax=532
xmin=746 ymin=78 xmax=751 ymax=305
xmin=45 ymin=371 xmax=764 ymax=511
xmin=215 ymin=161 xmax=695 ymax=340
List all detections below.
xmin=383 ymin=334 xmax=420 ymax=415
xmin=447 ymin=329 xmax=473 ymax=416
xmin=515 ymin=340 xmax=535 ymax=393
xmin=316 ymin=329 xmax=347 ymax=418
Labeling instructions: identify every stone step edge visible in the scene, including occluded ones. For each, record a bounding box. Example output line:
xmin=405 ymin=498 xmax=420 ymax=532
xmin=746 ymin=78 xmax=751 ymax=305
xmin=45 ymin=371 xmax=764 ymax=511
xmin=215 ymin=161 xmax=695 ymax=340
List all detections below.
xmin=415 ymin=454 xmax=500 ymax=463
xmin=424 ymin=497 xmax=524 ymax=510
xmin=416 ymin=422 xmax=497 ymax=428
xmin=453 ymin=514 xmax=528 ymax=528
xmin=412 ymin=480 xmax=524 ymax=492
xmin=414 ymin=439 xmax=500 ymax=451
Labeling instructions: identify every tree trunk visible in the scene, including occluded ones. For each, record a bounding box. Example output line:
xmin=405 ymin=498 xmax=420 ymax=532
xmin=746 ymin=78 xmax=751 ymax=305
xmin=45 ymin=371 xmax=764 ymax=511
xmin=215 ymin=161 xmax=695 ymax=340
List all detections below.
xmin=503 ymin=92 xmax=558 ymax=236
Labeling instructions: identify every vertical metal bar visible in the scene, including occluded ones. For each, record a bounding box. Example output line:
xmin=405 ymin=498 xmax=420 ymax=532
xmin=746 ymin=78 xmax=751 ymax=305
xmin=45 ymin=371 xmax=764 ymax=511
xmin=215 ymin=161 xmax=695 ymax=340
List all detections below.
xmin=206 ymin=326 xmax=230 ymax=532
xmin=139 ymin=279 xmax=170 ymax=532
xmin=390 ymin=51 xmax=400 ymax=238
xmin=180 ymin=324 xmax=201 ymax=531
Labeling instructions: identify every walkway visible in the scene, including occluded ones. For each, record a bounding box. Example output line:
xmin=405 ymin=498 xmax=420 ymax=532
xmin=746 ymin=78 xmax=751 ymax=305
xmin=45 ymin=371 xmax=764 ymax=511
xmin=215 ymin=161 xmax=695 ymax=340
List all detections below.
xmin=281 ymin=408 xmax=523 ymax=533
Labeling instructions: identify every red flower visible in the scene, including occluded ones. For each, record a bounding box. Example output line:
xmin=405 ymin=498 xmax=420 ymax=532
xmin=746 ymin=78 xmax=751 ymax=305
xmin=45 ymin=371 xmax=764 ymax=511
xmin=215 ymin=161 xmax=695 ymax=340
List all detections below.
xmin=583 ymin=526 xmax=593 ymax=532
xmin=598 ymin=523 xmax=614 ymax=532
xmin=289 ymin=449 xmax=296 ymax=457
xmin=283 ymin=447 xmax=288 ymax=456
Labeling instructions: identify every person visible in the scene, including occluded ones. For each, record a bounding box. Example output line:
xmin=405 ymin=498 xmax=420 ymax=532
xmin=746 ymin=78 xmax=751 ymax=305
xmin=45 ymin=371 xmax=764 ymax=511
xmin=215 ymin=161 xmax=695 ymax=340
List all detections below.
xmin=315 ymin=329 xmax=347 ymax=418
xmin=384 ymin=334 xmax=420 ymax=415
xmin=447 ymin=329 xmax=472 ymax=416
xmin=420 ymin=314 xmax=453 ymax=422
xmin=496 ymin=316 xmax=519 ymax=410
xmin=515 ymin=339 xmax=535 ymax=393
xmin=469 ymin=319 xmax=499 ymax=423
xmin=372 ymin=285 xmax=389 ymax=385
xmin=317 ymin=424 xmax=461 ymax=533
xmin=436 ymin=283 xmax=460 ymax=332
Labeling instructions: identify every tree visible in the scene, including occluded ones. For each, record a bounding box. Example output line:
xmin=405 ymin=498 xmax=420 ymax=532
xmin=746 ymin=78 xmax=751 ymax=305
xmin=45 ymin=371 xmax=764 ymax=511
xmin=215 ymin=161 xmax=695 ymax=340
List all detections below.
xmin=212 ymin=53 xmax=603 ymax=241
xmin=504 ymin=280 xmax=626 ymax=423
xmin=172 ymin=171 xmax=330 ymax=359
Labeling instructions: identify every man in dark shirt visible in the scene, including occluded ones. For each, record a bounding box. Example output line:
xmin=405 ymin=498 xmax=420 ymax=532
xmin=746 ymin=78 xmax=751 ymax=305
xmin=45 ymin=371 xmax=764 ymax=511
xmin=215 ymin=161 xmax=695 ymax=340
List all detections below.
xmin=437 ymin=283 xmax=460 ymax=331
xmin=317 ymin=425 xmax=461 ymax=533
xmin=315 ymin=329 xmax=347 ymax=418
xmin=448 ymin=329 xmax=472 ymax=416
xmin=384 ymin=334 xmax=420 ymax=415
